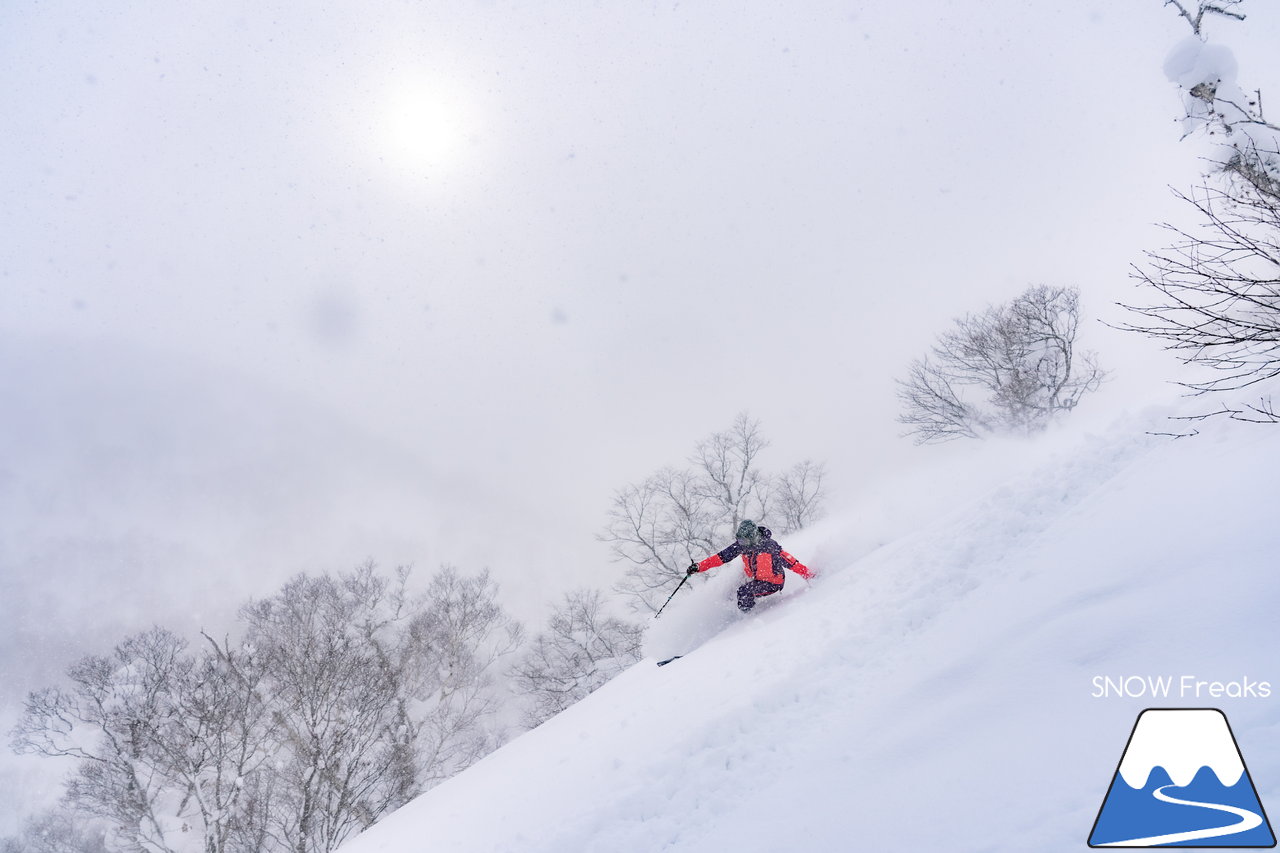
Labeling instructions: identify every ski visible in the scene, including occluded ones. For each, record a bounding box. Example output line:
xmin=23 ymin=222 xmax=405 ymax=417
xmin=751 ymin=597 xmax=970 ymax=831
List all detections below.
xmin=656 ymin=655 xmax=683 ymax=667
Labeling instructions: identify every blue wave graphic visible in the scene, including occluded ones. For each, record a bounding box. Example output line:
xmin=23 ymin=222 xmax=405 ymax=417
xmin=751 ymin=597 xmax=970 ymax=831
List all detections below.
xmin=1090 ymin=766 xmax=1275 ymax=847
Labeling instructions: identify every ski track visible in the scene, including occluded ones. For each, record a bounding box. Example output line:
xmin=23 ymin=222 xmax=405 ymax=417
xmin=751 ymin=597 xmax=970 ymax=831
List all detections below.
xmin=1097 ymin=785 xmax=1264 ymax=847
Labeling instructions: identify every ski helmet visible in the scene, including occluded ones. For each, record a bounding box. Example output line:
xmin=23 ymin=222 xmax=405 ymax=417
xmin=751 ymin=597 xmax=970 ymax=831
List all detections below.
xmin=735 ymin=519 xmax=760 ymax=547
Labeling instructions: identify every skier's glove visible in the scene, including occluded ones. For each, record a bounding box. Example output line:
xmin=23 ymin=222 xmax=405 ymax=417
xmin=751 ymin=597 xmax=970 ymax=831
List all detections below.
xmin=686 ymin=563 xmax=699 ymax=576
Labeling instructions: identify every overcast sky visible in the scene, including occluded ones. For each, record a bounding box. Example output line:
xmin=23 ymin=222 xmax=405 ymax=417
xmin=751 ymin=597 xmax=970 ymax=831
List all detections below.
xmin=3 ymin=0 xmax=1279 ymax=834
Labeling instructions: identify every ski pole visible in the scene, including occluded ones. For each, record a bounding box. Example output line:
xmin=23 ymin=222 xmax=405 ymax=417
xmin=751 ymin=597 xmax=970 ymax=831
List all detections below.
xmin=654 ymin=570 xmax=693 ymax=618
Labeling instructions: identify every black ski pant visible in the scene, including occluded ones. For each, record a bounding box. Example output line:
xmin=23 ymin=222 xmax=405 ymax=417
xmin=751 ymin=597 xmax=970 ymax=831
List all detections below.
xmin=737 ymin=579 xmax=783 ymax=612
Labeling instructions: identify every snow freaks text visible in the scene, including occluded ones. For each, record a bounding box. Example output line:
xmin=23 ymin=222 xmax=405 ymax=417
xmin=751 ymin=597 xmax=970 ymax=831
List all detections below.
xmin=1092 ymin=676 xmax=1273 ymax=700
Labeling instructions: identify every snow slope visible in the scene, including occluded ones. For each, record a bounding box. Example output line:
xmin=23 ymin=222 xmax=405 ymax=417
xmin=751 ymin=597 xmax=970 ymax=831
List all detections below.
xmin=341 ymin=399 xmax=1280 ymax=853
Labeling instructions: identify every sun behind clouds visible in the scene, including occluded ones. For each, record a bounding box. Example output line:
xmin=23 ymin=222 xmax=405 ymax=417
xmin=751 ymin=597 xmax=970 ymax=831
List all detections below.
xmin=373 ymin=72 xmax=480 ymax=179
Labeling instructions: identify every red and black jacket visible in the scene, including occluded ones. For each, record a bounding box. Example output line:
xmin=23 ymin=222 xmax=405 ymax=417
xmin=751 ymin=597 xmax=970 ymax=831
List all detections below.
xmin=695 ymin=535 xmax=813 ymax=586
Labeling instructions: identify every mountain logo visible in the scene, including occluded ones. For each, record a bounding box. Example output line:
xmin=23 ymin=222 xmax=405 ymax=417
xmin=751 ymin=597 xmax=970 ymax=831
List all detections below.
xmin=1089 ymin=708 xmax=1276 ymax=848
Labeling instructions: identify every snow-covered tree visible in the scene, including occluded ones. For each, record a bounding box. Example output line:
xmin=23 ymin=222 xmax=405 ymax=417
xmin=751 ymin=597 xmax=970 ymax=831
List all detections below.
xmin=1161 ymin=1 xmax=1280 ymax=196
xmin=236 ymin=566 xmax=414 ymax=853
xmin=896 ymin=285 xmax=1106 ymax=444
xmin=400 ymin=567 xmax=525 ymax=789
xmin=1118 ymin=1 xmax=1280 ymax=422
xmin=603 ymin=414 xmax=825 ymax=612
xmin=509 ymin=589 xmax=642 ymax=728
xmin=238 ymin=563 xmax=521 ymax=853
xmin=11 ymin=563 xmax=523 ymax=853
xmin=0 ymin=809 xmax=110 ymax=853
xmin=10 ymin=627 xmax=211 ymax=853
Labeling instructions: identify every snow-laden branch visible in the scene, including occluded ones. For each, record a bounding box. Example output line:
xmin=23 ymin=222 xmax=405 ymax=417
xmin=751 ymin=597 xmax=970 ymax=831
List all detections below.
xmin=1163 ymin=1 xmax=1280 ymax=196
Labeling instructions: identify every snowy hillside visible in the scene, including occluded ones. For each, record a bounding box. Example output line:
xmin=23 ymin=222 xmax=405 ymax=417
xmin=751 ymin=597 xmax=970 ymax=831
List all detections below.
xmin=339 ymin=400 xmax=1280 ymax=853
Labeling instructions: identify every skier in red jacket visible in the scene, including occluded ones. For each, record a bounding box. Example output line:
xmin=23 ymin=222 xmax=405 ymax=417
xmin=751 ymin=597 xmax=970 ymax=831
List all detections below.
xmin=688 ymin=519 xmax=813 ymax=612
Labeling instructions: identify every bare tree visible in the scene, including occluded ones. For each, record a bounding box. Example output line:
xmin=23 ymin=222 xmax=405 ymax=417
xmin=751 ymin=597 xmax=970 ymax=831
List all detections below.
xmin=509 ymin=589 xmax=642 ymax=728
xmin=773 ymin=460 xmax=827 ymax=535
xmin=236 ymin=562 xmax=523 ymax=853
xmin=603 ymin=414 xmax=826 ymax=612
xmin=237 ymin=567 xmax=406 ymax=853
xmin=1121 ymin=181 xmax=1280 ymax=421
xmin=190 ymin=633 xmax=280 ymax=853
xmin=896 ymin=285 xmax=1106 ymax=444
xmin=1164 ymin=0 xmax=1245 ymax=36
xmin=603 ymin=469 xmax=718 ymax=611
xmin=12 ymin=563 xmax=523 ymax=853
xmin=1121 ymin=2 xmax=1280 ymax=423
xmin=11 ymin=627 xmax=284 ymax=853
xmin=11 ymin=627 xmax=211 ymax=853
xmin=400 ymin=567 xmax=524 ymax=789
xmin=13 ymin=630 xmax=171 ymax=853
xmin=690 ymin=414 xmax=772 ymax=527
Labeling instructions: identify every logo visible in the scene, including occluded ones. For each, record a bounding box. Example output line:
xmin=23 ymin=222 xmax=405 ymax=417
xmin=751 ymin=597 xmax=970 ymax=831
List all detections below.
xmin=1089 ymin=709 xmax=1275 ymax=847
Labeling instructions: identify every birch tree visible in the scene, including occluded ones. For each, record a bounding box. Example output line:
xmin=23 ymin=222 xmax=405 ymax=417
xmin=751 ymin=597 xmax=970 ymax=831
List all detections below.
xmin=509 ymin=589 xmax=642 ymax=728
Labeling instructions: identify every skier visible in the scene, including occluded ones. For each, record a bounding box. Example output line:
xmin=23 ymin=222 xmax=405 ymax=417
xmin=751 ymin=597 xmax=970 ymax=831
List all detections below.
xmin=687 ymin=519 xmax=813 ymax=612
